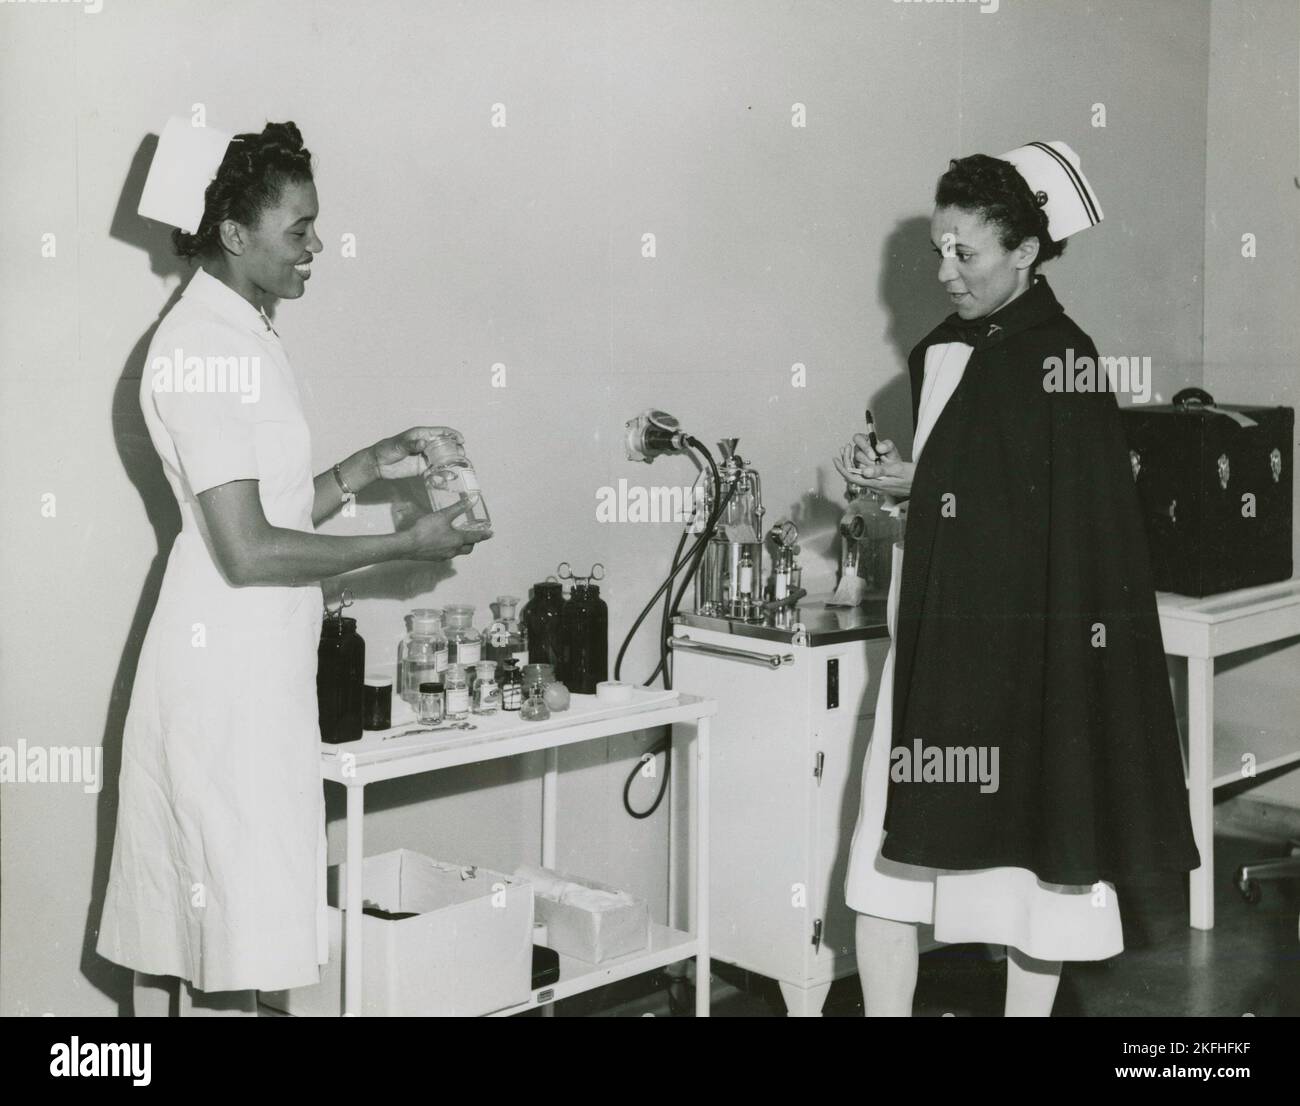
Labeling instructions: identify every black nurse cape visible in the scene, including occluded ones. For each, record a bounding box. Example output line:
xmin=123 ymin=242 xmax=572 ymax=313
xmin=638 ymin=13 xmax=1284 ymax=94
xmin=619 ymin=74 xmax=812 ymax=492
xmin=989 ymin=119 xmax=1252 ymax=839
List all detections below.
xmin=880 ymin=276 xmax=1201 ymax=886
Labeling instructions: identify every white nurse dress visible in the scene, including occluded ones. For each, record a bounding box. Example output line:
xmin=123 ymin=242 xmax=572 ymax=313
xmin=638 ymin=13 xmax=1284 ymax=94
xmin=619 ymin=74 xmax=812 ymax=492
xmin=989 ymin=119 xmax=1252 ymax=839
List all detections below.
xmin=97 ymin=267 xmax=328 ymax=992
xmin=843 ymin=340 xmax=1124 ymax=962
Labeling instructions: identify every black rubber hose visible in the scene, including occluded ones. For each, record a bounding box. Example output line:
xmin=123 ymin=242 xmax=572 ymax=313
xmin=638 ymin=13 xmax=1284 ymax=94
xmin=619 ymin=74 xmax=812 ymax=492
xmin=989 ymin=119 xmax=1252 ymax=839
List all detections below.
xmin=625 ymin=448 xmax=730 ymax=818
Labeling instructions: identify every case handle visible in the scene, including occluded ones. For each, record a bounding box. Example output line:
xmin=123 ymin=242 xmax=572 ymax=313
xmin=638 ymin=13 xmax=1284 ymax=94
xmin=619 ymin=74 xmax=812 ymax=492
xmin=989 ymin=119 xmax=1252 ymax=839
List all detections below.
xmin=1170 ymin=387 xmax=1258 ymax=428
xmin=1172 ymin=387 xmax=1215 ymax=409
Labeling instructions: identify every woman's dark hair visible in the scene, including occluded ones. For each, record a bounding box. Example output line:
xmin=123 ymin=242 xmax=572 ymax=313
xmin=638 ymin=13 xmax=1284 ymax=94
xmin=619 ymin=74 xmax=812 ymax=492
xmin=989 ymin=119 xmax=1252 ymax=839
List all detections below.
xmin=935 ymin=153 xmax=1065 ymax=267
xmin=172 ymin=121 xmax=313 ymax=258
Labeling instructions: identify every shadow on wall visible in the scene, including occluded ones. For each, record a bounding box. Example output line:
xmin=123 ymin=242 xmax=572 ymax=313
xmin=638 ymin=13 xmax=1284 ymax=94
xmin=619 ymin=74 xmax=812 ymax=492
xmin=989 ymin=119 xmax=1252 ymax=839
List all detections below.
xmin=83 ymin=133 xmax=190 ymax=1013
xmin=790 ymin=215 xmax=946 ymax=577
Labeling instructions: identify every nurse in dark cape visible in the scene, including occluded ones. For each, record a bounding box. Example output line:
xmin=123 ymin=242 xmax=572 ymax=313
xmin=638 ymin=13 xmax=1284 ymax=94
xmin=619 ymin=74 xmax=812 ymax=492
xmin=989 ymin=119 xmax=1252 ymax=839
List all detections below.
xmin=839 ymin=143 xmax=1199 ymax=1017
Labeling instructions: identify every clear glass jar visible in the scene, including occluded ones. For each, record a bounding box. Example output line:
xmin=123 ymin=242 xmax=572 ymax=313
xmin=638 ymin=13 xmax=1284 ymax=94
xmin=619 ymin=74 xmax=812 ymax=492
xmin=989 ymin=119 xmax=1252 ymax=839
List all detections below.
xmin=521 ymin=662 xmax=555 ymax=699
xmin=422 ymin=432 xmax=491 ymax=531
xmin=443 ymin=663 xmax=471 ymax=721
xmin=443 ymin=605 xmax=482 ymax=667
xmin=472 ymin=662 xmax=500 ymax=715
xmin=485 ymin=595 xmax=527 ymax=664
xmin=416 ymin=681 xmax=444 ymax=724
xmin=399 ymin=609 xmax=447 ymax=706
xmin=520 ymin=687 xmax=550 ymax=722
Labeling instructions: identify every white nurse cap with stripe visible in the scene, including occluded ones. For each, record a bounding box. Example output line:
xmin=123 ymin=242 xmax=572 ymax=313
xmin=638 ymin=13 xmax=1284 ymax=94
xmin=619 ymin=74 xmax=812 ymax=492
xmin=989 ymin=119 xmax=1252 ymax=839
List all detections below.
xmin=999 ymin=140 xmax=1103 ymax=241
xmin=138 ymin=115 xmax=234 ymax=234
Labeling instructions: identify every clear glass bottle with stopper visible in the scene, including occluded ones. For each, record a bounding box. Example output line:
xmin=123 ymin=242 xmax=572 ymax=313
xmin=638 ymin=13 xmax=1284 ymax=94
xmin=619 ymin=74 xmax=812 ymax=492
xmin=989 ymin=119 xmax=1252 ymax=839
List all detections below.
xmin=422 ymin=432 xmax=491 ymax=530
xmin=399 ymin=609 xmax=447 ymax=706
xmin=443 ymin=605 xmax=482 ymax=667
xmin=443 ymin=663 xmax=471 ymax=721
xmin=472 ymin=662 xmax=500 ymax=715
xmin=485 ymin=595 xmax=527 ymax=664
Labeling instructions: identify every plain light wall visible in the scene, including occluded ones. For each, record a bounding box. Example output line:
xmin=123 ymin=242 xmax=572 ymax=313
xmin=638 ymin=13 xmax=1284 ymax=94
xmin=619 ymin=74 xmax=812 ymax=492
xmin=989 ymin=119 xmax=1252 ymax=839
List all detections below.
xmin=2 ymin=0 xmax=1215 ymax=1015
xmin=1202 ymin=0 xmax=1300 ymax=807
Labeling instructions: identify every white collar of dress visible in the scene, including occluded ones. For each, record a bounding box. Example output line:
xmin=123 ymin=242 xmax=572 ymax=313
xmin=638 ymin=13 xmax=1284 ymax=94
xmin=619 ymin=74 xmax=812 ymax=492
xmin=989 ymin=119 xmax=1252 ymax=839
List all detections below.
xmin=183 ymin=267 xmax=280 ymax=337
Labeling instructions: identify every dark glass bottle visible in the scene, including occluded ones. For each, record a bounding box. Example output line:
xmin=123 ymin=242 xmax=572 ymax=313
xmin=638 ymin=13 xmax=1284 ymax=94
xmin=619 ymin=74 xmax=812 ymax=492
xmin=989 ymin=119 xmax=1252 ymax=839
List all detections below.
xmin=561 ymin=583 xmax=608 ymax=692
xmin=522 ymin=581 xmax=566 ymax=670
xmin=500 ymin=659 xmax=523 ymax=711
xmin=318 ymin=616 xmax=365 ymax=744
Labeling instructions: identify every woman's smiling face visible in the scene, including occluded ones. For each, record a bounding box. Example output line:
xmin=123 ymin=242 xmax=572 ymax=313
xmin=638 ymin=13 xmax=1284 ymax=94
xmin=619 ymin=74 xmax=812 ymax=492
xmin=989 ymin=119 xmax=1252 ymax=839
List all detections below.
xmin=931 ymin=205 xmax=1037 ymax=320
xmin=223 ymin=178 xmax=322 ymax=303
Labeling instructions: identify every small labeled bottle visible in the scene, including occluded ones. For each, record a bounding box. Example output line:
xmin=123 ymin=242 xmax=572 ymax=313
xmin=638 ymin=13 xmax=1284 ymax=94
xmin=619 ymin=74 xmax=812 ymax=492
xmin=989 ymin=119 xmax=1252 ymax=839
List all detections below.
xmin=500 ymin=659 xmax=523 ymax=711
xmin=422 ymin=432 xmax=491 ymax=530
xmin=443 ymin=663 xmax=471 ymax=721
xmin=472 ymin=662 xmax=500 ymax=715
xmin=416 ymin=681 xmax=444 ymax=725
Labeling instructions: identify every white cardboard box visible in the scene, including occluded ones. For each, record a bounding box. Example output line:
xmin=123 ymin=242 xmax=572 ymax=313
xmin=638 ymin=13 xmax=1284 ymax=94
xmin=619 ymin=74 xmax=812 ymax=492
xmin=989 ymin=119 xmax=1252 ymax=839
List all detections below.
xmin=524 ymin=868 xmax=649 ymax=964
xmin=263 ymin=849 xmax=533 ymax=1017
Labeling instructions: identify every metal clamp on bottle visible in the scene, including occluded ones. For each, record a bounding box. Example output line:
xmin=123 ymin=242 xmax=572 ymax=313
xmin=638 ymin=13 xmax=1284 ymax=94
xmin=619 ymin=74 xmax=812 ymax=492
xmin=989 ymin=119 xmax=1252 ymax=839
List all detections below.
xmin=667 ymin=635 xmax=794 ymax=669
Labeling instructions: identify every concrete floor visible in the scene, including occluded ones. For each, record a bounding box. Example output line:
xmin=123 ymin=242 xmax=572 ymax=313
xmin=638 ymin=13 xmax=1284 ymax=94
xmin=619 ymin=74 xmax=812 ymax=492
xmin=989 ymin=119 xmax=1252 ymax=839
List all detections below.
xmin=544 ymin=829 xmax=1300 ymax=1017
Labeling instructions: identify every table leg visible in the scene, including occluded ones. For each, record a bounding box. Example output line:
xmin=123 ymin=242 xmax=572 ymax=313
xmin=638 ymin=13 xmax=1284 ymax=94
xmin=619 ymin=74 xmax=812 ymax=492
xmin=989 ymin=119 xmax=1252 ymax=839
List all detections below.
xmin=1187 ymin=656 xmax=1215 ymax=930
xmin=667 ymin=724 xmax=681 ymax=933
xmin=694 ymin=716 xmax=710 ymax=1017
xmin=541 ymin=747 xmax=559 ymax=1018
xmin=542 ymin=747 xmax=558 ymax=869
xmin=344 ymin=784 xmax=365 ymax=1016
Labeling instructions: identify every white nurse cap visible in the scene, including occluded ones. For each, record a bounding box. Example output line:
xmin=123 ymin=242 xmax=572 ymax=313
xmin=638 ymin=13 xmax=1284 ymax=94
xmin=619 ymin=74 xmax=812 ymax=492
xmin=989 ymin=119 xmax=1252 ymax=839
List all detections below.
xmin=138 ymin=115 xmax=234 ymax=234
xmin=999 ymin=140 xmax=1103 ymax=241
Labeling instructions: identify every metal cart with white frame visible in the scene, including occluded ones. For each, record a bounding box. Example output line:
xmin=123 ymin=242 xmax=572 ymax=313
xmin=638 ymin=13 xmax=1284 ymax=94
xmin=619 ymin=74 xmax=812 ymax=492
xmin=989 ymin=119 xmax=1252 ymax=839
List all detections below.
xmin=317 ymin=691 xmax=716 ymax=1017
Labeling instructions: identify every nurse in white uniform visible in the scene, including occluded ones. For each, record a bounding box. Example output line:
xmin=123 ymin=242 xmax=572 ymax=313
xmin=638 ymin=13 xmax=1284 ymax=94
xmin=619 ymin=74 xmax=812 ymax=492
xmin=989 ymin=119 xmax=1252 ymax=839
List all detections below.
xmin=96 ymin=118 xmax=491 ymax=1015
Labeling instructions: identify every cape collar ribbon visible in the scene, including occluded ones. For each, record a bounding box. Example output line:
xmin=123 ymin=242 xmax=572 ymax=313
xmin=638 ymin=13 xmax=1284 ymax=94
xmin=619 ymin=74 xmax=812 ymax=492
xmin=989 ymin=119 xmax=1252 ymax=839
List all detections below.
xmin=927 ymin=275 xmax=1065 ymax=352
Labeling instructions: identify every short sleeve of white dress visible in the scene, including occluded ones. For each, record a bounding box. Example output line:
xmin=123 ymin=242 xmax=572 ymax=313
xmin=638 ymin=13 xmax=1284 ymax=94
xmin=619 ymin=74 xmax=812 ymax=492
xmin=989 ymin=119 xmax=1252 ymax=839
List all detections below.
xmin=149 ymin=366 xmax=260 ymax=495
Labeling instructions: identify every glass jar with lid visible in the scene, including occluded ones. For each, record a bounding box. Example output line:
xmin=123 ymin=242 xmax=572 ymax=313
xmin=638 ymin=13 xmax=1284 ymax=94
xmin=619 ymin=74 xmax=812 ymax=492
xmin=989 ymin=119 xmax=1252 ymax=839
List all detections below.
xmin=443 ymin=605 xmax=482 ymax=667
xmin=416 ymin=681 xmax=445 ymax=725
xmin=399 ymin=609 xmax=447 ymax=706
xmin=422 ymin=432 xmax=491 ymax=531
xmin=485 ymin=595 xmax=528 ymax=664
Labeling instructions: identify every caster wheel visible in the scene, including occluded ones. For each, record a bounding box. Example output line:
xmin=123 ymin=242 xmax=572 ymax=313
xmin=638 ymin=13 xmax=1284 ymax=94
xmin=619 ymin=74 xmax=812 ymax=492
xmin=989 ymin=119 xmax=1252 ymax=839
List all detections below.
xmin=1236 ymin=877 xmax=1261 ymax=905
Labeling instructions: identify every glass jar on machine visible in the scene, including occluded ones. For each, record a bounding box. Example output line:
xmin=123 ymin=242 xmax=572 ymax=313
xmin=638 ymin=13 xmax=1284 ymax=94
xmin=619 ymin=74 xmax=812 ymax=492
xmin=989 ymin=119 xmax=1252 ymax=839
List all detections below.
xmin=695 ymin=439 xmax=765 ymax=621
